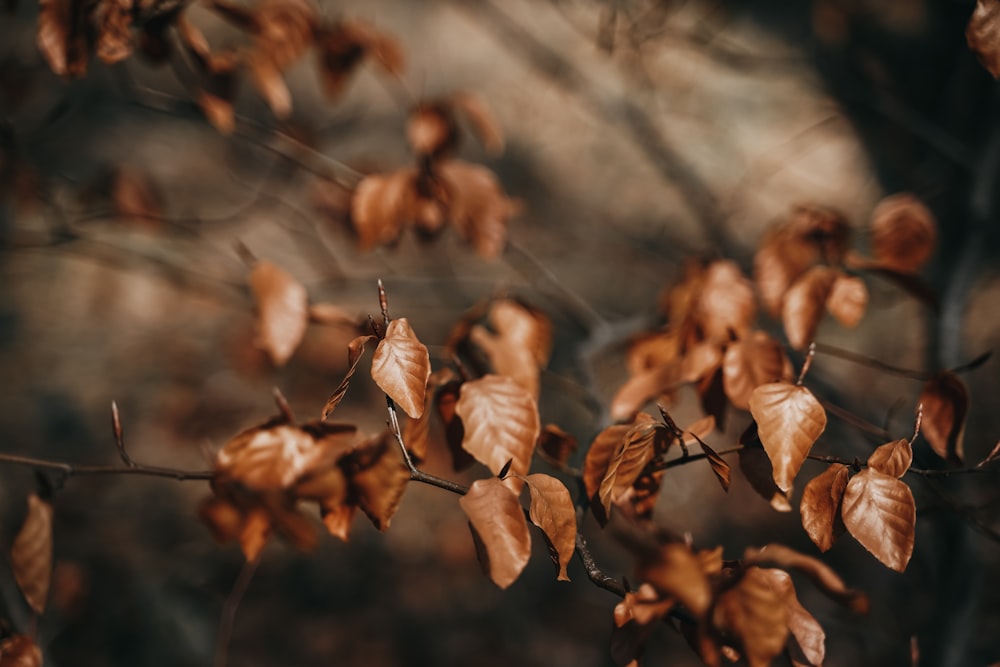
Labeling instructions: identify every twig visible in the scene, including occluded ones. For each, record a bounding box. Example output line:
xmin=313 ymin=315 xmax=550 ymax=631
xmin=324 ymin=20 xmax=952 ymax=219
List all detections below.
xmin=213 ymin=553 xmax=262 ymax=667
xmin=110 ymin=401 xmax=135 ymax=468
xmin=796 ymin=342 xmax=816 ymax=386
xmin=575 ymin=532 xmax=626 ymax=596
xmin=0 ymin=453 xmax=213 ymax=481
xmin=813 ymin=342 xmax=929 ymax=381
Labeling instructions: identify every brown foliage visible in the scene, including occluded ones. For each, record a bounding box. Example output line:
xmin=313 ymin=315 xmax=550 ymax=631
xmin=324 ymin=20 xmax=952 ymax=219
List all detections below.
xmin=371 ymin=318 xmax=431 ymax=419
xmin=0 ymin=635 xmax=43 ymax=667
xmin=919 ymin=371 xmax=969 ymax=463
xmin=841 ymin=469 xmax=916 ymax=572
xmin=459 ymin=477 xmax=531 ymax=589
xmin=11 ymin=494 xmax=53 ymax=615
xmin=524 ymin=473 xmax=577 ymax=581
xmin=455 ymin=374 xmax=540 ymax=481
xmin=800 ymin=463 xmax=849 ymax=552
xmin=749 ymin=383 xmax=827 ymax=492
xmin=968 ymin=0 xmax=1000 ymax=77
xmin=249 ymin=260 xmax=309 ymax=367
xmin=869 ymin=194 xmax=937 ymax=273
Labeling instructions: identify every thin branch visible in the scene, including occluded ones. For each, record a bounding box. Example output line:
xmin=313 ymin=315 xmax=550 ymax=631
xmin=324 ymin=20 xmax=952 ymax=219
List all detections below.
xmin=575 ymin=532 xmax=626 ymax=596
xmin=0 ymin=453 xmax=214 ymax=481
xmin=813 ymin=342 xmax=929 ymax=381
xmin=110 ymin=400 xmax=135 ymax=468
xmin=214 ymin=553 xmax=262 ymax=667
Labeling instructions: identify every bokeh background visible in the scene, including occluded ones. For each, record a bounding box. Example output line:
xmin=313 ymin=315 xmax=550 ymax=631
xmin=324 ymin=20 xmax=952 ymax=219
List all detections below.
xmin=1 ymin=0 xmax=999 ymax=665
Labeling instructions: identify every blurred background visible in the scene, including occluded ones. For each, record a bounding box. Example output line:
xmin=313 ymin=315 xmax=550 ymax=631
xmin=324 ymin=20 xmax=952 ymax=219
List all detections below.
xmin=1 ymin=0 xmax=999 ymax=665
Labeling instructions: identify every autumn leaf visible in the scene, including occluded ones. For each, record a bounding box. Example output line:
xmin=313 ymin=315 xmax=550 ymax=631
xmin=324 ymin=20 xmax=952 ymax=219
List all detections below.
xmin=638 ymin=542 xmax=712 ymax=618
xmin=825 ymin=272 xmax=868 ymax=328
xmin=438 ymin=159 xmax=520 ymax=259
xmin=842 ymin=469 xmax=916 ymax=572
xmin=760 ymin=569 xmax=826 ymax=667
xmin=696 ymin=260 xmax=756 ymax=344
xmin=538 ymin=424 xmax=578 ymax=467
xmin=867 ymin=439 xmax=913 ymax=478
xmin=249 ymin=259 xmax=309 ymax=367
xmin=712 ymin=567 xmax=789 ymax=667
xmin=743 ymin=543 xmax=869 ymax=613
xmin=402 ymin=367 xmax=457 ymax=462
xmin=371 ymin=318 xmax=431 ymax=419
xmin=722 ymin=330 xmax=788 ymax=411
xmin=0 ymin=634 xmax=43 ymax=667
xmin=583 ymin=421 xmax=636 ymax=501
xmin=11 ymin=494 xmax=53 ymax=614
xmin=341 ymin=433 xmax=409 ymax=531
xmin=321 ymin=334 xmax=376 ymax=419
xmin=782 ymin=266 xmax=837 ymax=350
xmin=254 ymin=0 xmax=317 ymax=69
xmin=749 ymin=382 xmax=827 ymax=492
xmin=691 ymin=433 xmax=731 ymax=492
xmin=524 ymin=473 xmax=576 ymax=581
xmin=459 ymin=477 xmax=531 ymax=589
xmin=869 ymin=193 xmax=936 ymax=273
xmin=598 ymin=420 xmax=664 ymax=518
xmin=350 ymin=168 xmax=417 ymax=250
xmin=611 ymin=363 xmax=679 ymax=422
xmin=456 ymin=374 xmax=540 ymax=480
xmin=95 ymin=0 xmax=132 ymax=65
xmin=919 ymin=371 xmax=968 ymax=463
xmin=316 ymin=18 xmax=404 ymax=99
xmin=679 ymin=341 xmax=723 ymax=384
xmin=968 ymin=0 xmax=1000 ymax=77
xmin=800 ymin=463 xmax=849 ymax=552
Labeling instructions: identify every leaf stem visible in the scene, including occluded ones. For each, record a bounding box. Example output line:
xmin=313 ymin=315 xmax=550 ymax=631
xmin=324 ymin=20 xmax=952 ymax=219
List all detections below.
xmin=796 ymin=342 xmax=817 ymax=386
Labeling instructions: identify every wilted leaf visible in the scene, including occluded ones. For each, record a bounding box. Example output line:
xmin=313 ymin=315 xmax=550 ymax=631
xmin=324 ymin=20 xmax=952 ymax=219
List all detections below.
xmin=407 ymin=103 xmax=457 ymax=157
xmin=456 ymin=374 xmax=540 ymax=480
xmin=968 ymin=0 xmax=1000 ymax=77
xmin=583 ymin=422 xmax=635 ymax=501
xmin=867 ymin=439 xmax=913 ymax=478
xmin=712 ymin=567 xmax=789 ymax=667
xmin=95 ymin=0 xmax=132 ymax=64
xmin=762 ymin=569 xmax=826 ymax=667
xmin=439 ymin=159 xmax=520 ymax=259
xmin=371 ymin=318 xmax=431 ymax=419
xmin=754 ymin=229 xmax=813 ymax=318
xmin=825 ymin=272 xmax=868 ymax=328
xmin=743 ymin=543 xmax=869 ymax=613
xmin=459 ymin=477 xmax=531 ymax=589
xmin=638 ymin=542 xmax=712 ymax=618
xmin=749 ymin=382 xmax=827 ymax=492
xmin=0 ymin=634 xmax=43 ymax=667
xmin=697 ymin=260 xmax=756 ymax=343
xmin=870 ymin=194 xmax=936 ymax=273
xmin=11 ymin=494 xmax=53 ymax=614
xmin=525 ymin=473 xmax=576 ymax=581
xmin=350 ymin=168 xmax=416 ymax=250
xmin=738 ymin=443 xmax=792 ymax=512
xmin=250 ymin=259 xmax=309 ymax=366
xmin=451 ymin=92 xmax=504 ymax=154
xmin=342 ymin=433 xmax=409 ymax=531
xmin=321 ymin=334 xmax=376 ymax=419
xmin=919 ymin=371 xmax=968 ymax=463
xmin=598 ymin=420 xmax=663 ymax=518
xmin=842 ymin=469 xmax=916 ymax=572
xmin=722 ymin=330 xmax=788 ymax=411
xmin=800 ymin=463 xmax=849 ymax=552
xmin=316 ymin=18 xmax=404 ymax=99
xmin=308 ymin=302 xmax=355 ymax=326
xmin=782 ymin=266 xmax=837 ymax=350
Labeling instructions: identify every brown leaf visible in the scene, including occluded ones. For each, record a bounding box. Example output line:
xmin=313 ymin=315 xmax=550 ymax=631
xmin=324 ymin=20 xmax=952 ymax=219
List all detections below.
xmin=695 ymin=435 xmax=731 ymax=492
xmin=371 ymin=318 xmax=431 ymax=419
xmin=611 ymin=363 xmax=679 ymax=422
xmin=456 ymin=374 xmax=540 ymax=480
xmin=743 ymin=543 xmax=870 ymax=613
xmin=842 ymin=469 xmax=916 ymax=572
xmin=37 ymin=0 xmax=89 ymax=78
xmin=682 ymin=415 xmax=716 ymax=447
xmin=250 ymin=259 xmax=309 ymax=366
xmin=825 ymin=272 xmax=868 ymax=328
xmin=867 ymin=439 xmax=913 ymax=478
xmin=247 ymin=51 xmax=291 ymax=119
xmin=738 ymin=443 xmax=792 ymax=512
xmin=95 ymin=0 xmax=132 ymax=65
xmin=11 ymin=494 xmax=53 ymax=614
xmin=350 ymin=168 xmax=416 ymax=250
xmin=524 ymin=473 xmax=576 ymax=581
xmin=198 ymin=90 xmax=237 ymax=135
xmin=583 ymin=422 xmax=635 ymax=501
xmin=919 ymin=371 xmax=968 ymax=463
xmin=402 ymin=367 xmax=457 ymax=462
xmin=538 ymin=424 xmax=578 ymax=467
xmin=239 ymin=507 xmax=271 ymax=561
xmin=712 ymin=567 xmax=789 ymax=667
xmin=0 ymin=634 xmax=43 ymax=667
xmin=459 ymin=477 xmax=531 ymax=589
xmin=321 ymin=334 xmax=376 ymax=419
xmin=870 ymin=193 xmax=936 ymax=273
xmin=316 ymin=18 xmax=404 ymax=99
xmin=342 ymin=433 xmax=409 ymax=531
xmin=438 ymin=159 xmax=519 ymax=259
xmin=749 ymin=382 xmax=827 ymax=492
xmin=254 ymin=0 xmax=316 ymax=69
xmin=598 ymin=420 xmax=664 ymax=518
xmin=113 ymin=167 xmax=162 ymax=227
xmin=762 ymin=569 xmax=826 ymax=667
xmin=782 ymin=265 xmax=837 ymax=350
xmin=451 ymin=92 xmax=505 ymax=154
xmin=308 ymin=302 xmax=356 ymax=326
xmin=968 ymin=0 xmax=1000 ymax=77
xmin=696 ymin=260 xmax=756 ymax=344
xmin=800 ymin=463 xmax=849 ymax=552
xmin=469 ymin=298 xmax=551 ymax=399
xmin=638 ymin=542 xmax=712 ymax=618
xmin=680 ymin=341 xmax=723 ymax=384
xmin=722 ymin=330 xmax=789 ymax=411
xmin=407 ymin=104 xmax=457 ymax=157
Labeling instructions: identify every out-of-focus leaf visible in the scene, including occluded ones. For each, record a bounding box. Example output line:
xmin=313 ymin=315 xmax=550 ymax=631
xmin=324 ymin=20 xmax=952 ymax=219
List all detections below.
xmin=800 ymin=463 xmax=849 ymax=552
xmin=761 ymin=569 xmax=826 ymax=667
xmin=439 ymin=159 xmax=520 ymax=259
xmin=469 ymin=298 xmax=551 ymax=399
xmin=342 ymin=433 xmax=409 ymax=531
xmin=350 ymin=168 xmax=416 ymax=250
xmin=402 ymin=367 xmax=456 ymax=462
xmin=308 ymin=302 xmax=355 ymax=326
xmin=456 ymin=374 xmax=540 ymax=480
xmin=11 ymin=494 xmax=53 ymax=614
xmin=869 ymin=193 xmax=936 ymax=273
xmin=238 ymin=507 xmax=271 ymax=561
xmin=451 ymin=92 xmax=505 ymax=154
xmin=743 ymin=543 xmax=869 ymax=613
xmin=37 ymin=0 xmax=89 ymax=78
xmin=712 ymin=567 xmax=789 ymax=667
xmin=749 ymin=382 xmax=827 ymax=492
xmin=682 ymin=415 xmax=716 ymax=447
xmin=638 ymin=541 xmax=712 ymax=618
xmin=722 ymin=330 xmax=788 ymax=411
xmin=919 ymin=371 xmax=968 ymax=463
xmin=250 ymin=259 xmax=309 ymax=366
xmin=407 ymin=103 xmax=457 ymax=158
xmin=782 ymin=266 xmax=837 ymax=350
xmin=968 ymin=0 xmax=1000 ymax=77
xmin=524 ymin=473 xmax=576 ymax=581
xmin=680 ymin=341 xmax=723 ymax=384
xmin=459 ymin=477 xmax=531 ymax=589
xmin=321 ymin=334 xmax=376 ymax=419
xmin=0 ymin=634 xmax=43 ymax=667
xmin=696 ymin=260 xmax=756 ymax=344
xmin=371 ymin=318 xmax=431 ymax=419
xmin=95 ymin=0 xmax=132 ymax=64
xmin=611 ymin=363 xmax=678 ymax=423
xmin=867 ymin=439 xmax=913 ymax=478
xmin=538 ymin=424 xmax=578 ymax=467
xmin=316 ymin=18 xmax=404 ymax=99
xmin=842 ymin=469 xmax=916 ymax=572
xmin=113 ymin=166 xmax=162 ymax=227
xmin=825 ymin=272 xmax=868 ymax=328
xmin=254 ymin=0 xmax=316 ymax=69
xmin=247 ymin=50 xmax=291 ymax=118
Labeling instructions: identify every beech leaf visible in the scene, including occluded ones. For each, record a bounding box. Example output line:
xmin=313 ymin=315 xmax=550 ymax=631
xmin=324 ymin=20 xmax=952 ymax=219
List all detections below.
xmin=459 ymin=477 xmax=531 ymax=589
xmin=722 ymin=330 xmax=788 ymax=411
xmin=696 ymin=260 xmax=756 ymax=343
xmin=371 ymin=318 xmax=431 ymax=419
xmin=918 ymin=371 xmax=968 ymax=463
xmin=11 ymin=494 xmax=53 ymax=615
xmin=538 ymin=424 xmax=578 ymax=467
xmin=350 ymin=168 xmax=416 ymax=250
xmin=456 ymin=374 xmax=540 ymax=480
xmin=762 ymin=569 xmax=826 ymax=667
xmin=342 ymin=434 xmax=409 ymax=531
xmin=583 ymin=421 xmax=637 ymax=501
xmin=610 ymin=363 xmax=678 ymax=422
xmin=869 ymin=193 xmax=936 ymax=273
xmin=782 ymin=266 xmax=837 ymax=350
xmin=800 ymin=463 xmax=849 ymax=552
xmin=867 ymin=439 xmax=913 ymax=478
xmin=250 ymin=260 xmax=309 ymax=366
xmin=638 ymin=542 xmax=712 ymax=618
xmin=842 ymin=469 xmax=916 ymax=572
xmin=451 ymin=92 xmax=505 ymax=154
xmin=525 ymin=473 xmax=577 ymax=581
xmin=691 ymin=433 xmax=731 ymax=492
xmin=712 ymin=567 xmax=789 ymax=667
xmin=825 ymin=273 xmax=868 ymax=328
xmin=749 ymin=383 xmax=827 ymax=493
xmin=321 ymin=334 xmax=376 ymax=419
xmin=598 ymin=420 xmax=664 ymax=518
xmin=743 ymin=543 xmax=870 ymax=613
xmin=438 ymin=159 xmax=520 ymax=259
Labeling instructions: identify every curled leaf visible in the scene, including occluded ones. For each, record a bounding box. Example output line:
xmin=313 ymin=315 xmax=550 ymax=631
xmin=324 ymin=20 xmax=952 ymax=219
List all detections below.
xmin=800 ymin=463 xmax=849 ymax=552
xmin=842 ymin=469 xmax=916 ymax=572
xmin=525 ymin=473 xmax=577 ymax=581
xmin=341 ymin=433 xmax=409 ymax=531
xmin=867 ymin=438 xmax=913 ymax=478
xmin=583 ymin=421 xmax=636 ymax=501
xmin=749 ymin=382 xmax=827 ymax=493
xmin=371 ymin=318 xmax=431 ymax=419
xmin=250 ymin=260 xmax=309 ymax=366
xmin=919 ymin=371 xmax=968 ymax=463
xmin=11 ymin=494 xmax=53 ymax=614
xmin=598 ymin=420 xmax=663 ymax=518
xmin=321 ymin=334 xmax=376 ymax=419
xmin=459 ymin=477 xmax=531 ymax=589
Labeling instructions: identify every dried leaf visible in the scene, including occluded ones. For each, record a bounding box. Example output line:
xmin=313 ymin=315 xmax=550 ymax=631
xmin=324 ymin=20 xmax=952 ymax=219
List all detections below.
xmin=749 ymin=382 xmax=827 ymax=492
xmin=456 ymin=374 xmax=540 ymax=480
xmin=782 ymin=266 xmax=837 ymax=350
xmin=538 ymin=424 xmax=578 ymax=467
xmin=598 ymin=420 xmax=663 ymax=518
xmin=254 ymin=0 xmax=316 ymax=69
xmin=250 ymin=259 xmax=309 ymax=366
xmin=524 ymin=473 xmax=576 ymax=581
xmin=919 ymin=371 xmax=968 ymax=463
xmin=439 ymin=159 xmax=519 ymax=259
xmin=451 ymin=92 xmax=504 ymax=154
xmin=469 ymin=298 xmax=551 ymax=399
xmin=407 ymin=104 xmax=457 ymax=157
xmin=11 ymin=494 xmax=53 ymax=614
xmin=402 ymin=367 xmax=456 ymax=462
xmin=826 ymin=272 xmax=868 ymax=328
xmin=321 ymin=334 xmax=376 ymax=419
xmin=680 ymin=341 xmax=723 ymax=384
xmin=738 ymin=443 xmax=792 ymax=512
xmin=638 ymin=542 xmax=712 ymax=618
xmin=0 ymin=634 xmax=43 ymax=667
xmin=239 ymin=507 xmax=271 ymax=561
xmin=611 ymin=363 xmax=679 ymax=422
xmin=695 ymin=435 xmax=731 ymax=492
xmin=247 ymin=51 xmax=291 ymax=118
xmin=743 ymin=543 xmax=870 ymax=613
xmin=682 ymin=415 xmax=716 ymax=447
xmin=870 ymin=194 xmax=936 ymax=273
xmin=712 ymin=567 xmax=789 ymax=667
xmin=371 ymin=318 xmax=431 ymax=419
xmin=761 ymin=569 xmax=826 ymax=667
xmin=95 ymin=0 xmax=132 ymax=64
xmin=343 ymin=434 xmax=409 ymax=531
xmin=459 ymin=477 xmax=531 ymax=589
xmin=867 ymin=439 xmax=913 ymax=478
xmin=113 ymin=167 xmax=162 ymax=227
xmin=308 ymin=302 xmax=355 ymax=326
xmin=842 ymin=469 xmax=916 ymax=572
xmin=316 ymin=19 xmax=404 ymax=99
xmin=697 ymin=260 xmax=756 ymax=343
xmin=968 ymin=0 xmax=1000 ymax=77
xmin=350 ymin=168 xmax=416 ymax=250
xmin=583 ymin=422 xmax=634 ymax=501
xmin=722 ymin=330 xmax=788 ymax=411
xmin=800 ymin=463 xmax=849 ymax=552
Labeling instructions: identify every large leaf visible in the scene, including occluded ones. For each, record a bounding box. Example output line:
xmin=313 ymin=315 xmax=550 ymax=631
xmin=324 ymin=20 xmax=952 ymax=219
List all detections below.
xmin=800 ymin=463 xmax=849 ymax=552
xmin=459 ymin=477 xmax=531 ymax=589
xmin=749 ymin=383 xmax=827 ymax=492
xmin=249 ymin=260 xmax=309 ymax=366
xmin=722 ymin=330 xmax=787 ymax=411
xmin=11 ymin=494 xmax=53 ymax=614
xmin=919 ymin=371 xmax=968 ymax=463
xmin=712 ymin=567 xmax=789 ymax=667
xmin=371 ymin=318 xmax=431 ymax=419
xmin=841 ymin=469 xmax=916 ymax=572
xmin=456 ymin=375 xmax=540 ymax=480
xmin=525 ymin=473 xmax=577 ymax=581
xmin=342 ymin=434 xmax=409 ymax=531
xmin=782 ymin=266 xmax=837 ymax=350
xmin=869 ymin=193 xmax=936 ymax=273
xmin=866 ymin=439 xmax=913 ymax=478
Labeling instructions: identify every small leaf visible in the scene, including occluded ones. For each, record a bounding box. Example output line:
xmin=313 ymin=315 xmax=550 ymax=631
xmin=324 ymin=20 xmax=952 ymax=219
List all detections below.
xmin=250 ymin=260 xmax=309 ymax=366
xmin=11 ymin=494 xmax=53 ymax=614
xmin=842 ymin=469 xmax=916 ymax=572
xmin=749 ymin=382 xmax=827 ymax=492
xmin=350 ymin=168 xmax=416 ymax=250
xmin=800 ymin=463 xmax=849 ymax=552
xmin=869 ymin=193 xmax=936 ymax=273
xmin=867 ymin=439 xmax=913 ymax=478
xmin=598 ymin=420 xmax=663 ymax=518
xmin=919 ymin=371 xmax=968 ymax=463
xmin=525 ymin=473 xmax=577 ymax=581
xmin=694 ymin=434 xmax=731 ymax=492
xmin=782 ymin=266 xmax=837 ymax=350
xmin=456 ymin=375 xmax=540 ymax=481
xmin=459 ymin=477 xmax=531 ymax=589
xmin=321 ymin=334 xmax=376 ymax=419
xmin=682 ymin=415 xmax=716 ymax=447
xmin=371 ymin=318 xmax=431 ymax=419
xmin=968 ymin=0 xmax=1000 ymax=77
xmin=722 ymin=330 xmax=788 ymax=411
xmin=825 ymin=272 xmax=868 ymax=328
xmin=582 ymin=422 xmax=635 ymax=501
